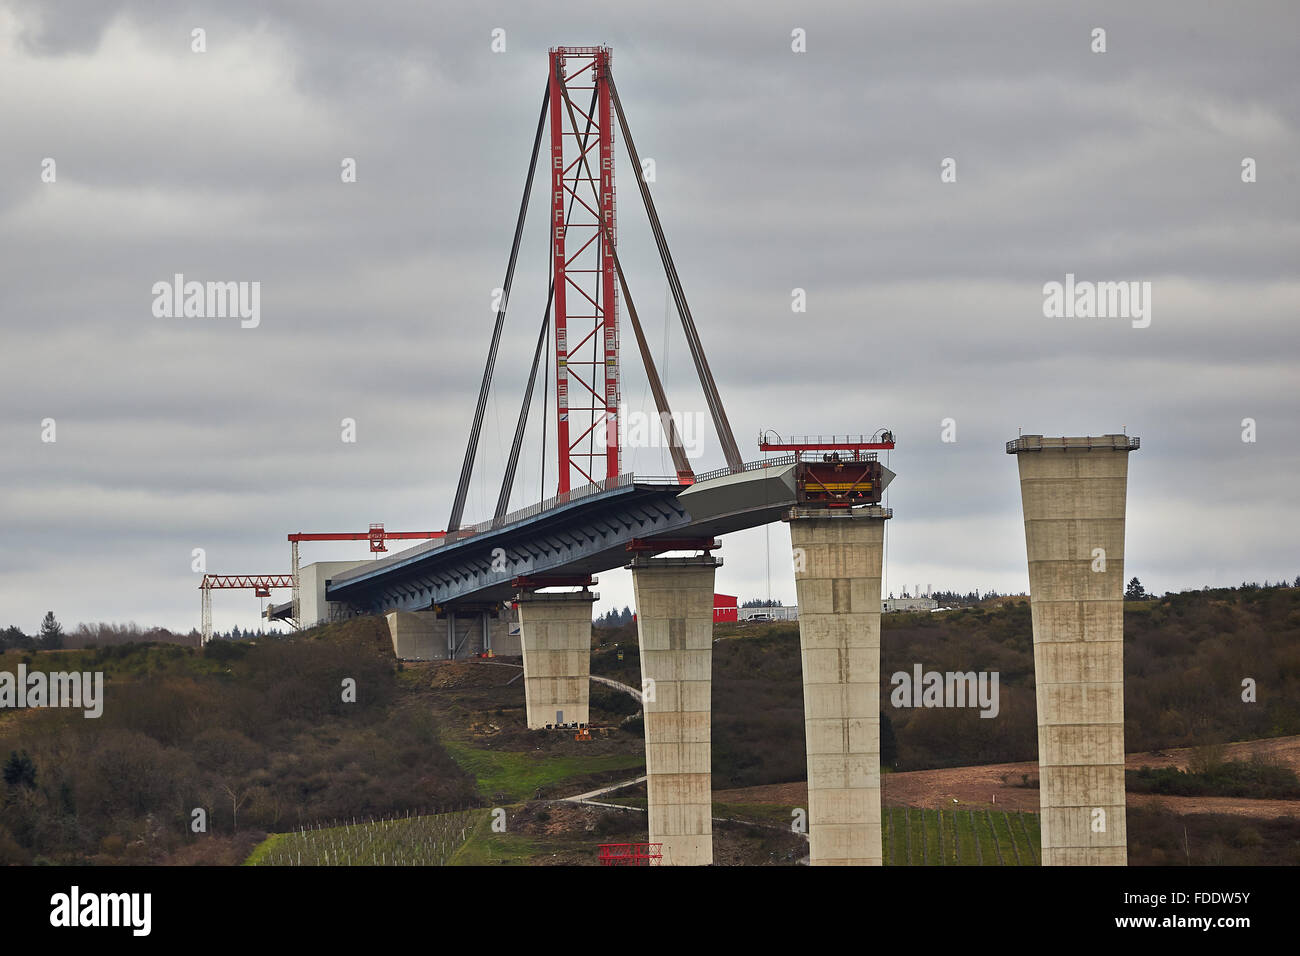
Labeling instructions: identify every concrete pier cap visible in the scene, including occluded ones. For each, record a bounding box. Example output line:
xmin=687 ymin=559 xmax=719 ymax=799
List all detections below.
xmin=1008 ymin=432 xmax=1138 ymax=867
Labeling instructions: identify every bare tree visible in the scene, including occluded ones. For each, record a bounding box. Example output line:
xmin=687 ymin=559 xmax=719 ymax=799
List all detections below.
xmin=221 ymin=784 xmax=253 ymax=832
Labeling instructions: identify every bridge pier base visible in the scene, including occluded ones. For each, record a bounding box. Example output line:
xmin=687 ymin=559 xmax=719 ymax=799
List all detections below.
xmin=629 ymin=554 xmax=720 ymax=867
xmin=787 ymin=506 xmax=889 ymax=866
xmin=516 ymin=590 xmax=597 ymax=730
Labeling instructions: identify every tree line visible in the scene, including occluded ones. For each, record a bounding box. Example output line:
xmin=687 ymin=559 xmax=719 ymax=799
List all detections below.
xmin=0 ymin=612 xmax=65 ymax=651
xmin=1 ymin=616 xmax=201 ymax=651
xmin=594 ymin=606 xmax=634 ymax=627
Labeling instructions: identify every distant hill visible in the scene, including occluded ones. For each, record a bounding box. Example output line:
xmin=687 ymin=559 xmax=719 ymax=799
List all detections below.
xmin=6 ymin=583 xmax=1294 ymax=863
xmin=595 ymin=584 xmax=1300 ymax=788
xmin=0 ymin=618 xmax=478 ymax=865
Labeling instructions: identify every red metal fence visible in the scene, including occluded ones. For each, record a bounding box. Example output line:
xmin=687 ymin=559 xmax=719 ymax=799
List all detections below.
xmin=598 ymin=843 xmax=663 ymax=866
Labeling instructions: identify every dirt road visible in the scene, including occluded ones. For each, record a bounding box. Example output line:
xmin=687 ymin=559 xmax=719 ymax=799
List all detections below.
xmin=713 ymin=736 xmax=1300 ymax=820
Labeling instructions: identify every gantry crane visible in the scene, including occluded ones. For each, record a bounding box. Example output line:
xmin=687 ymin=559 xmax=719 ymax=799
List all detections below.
xmin=286 ymin=524 xmax=445 ymax=627
xmin=199 ymin=574 xmax=293 ymax=645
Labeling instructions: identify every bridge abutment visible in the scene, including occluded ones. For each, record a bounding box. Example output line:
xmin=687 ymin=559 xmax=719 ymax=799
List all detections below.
xmin=386 ymin=606 xmax=516 ymax=660
xmin=516 ymin=590 xmax=597 ymax=729
xmin=1009 ymin=434 xmax=1138 ymax=866
xmin=787 ymin=506 xmax=889 ymax=866
xmin=629 ymin=554 xmax=719 ymax=866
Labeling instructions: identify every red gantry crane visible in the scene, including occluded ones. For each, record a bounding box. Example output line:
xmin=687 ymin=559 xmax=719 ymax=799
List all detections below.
xmin=286 ymin=524 xmax=445 ymax=627
xmin=199 ymin=525 xmax=446 ymax=642
xmin=199 ymin=574 xmax=293 ymax=645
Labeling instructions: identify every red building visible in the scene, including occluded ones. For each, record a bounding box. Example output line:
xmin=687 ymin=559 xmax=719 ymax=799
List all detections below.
xmin=629 ymin=593 xmax=737 ymax=625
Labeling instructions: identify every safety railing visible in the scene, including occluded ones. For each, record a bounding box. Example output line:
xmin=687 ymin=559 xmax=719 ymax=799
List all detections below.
xmin=458 ymin=472 xmax=636 ymax=537
xmin=796 ymin=450 xmax=878 ymax=464
xmin=770 ymin=434 xmax=884 ymax=446
xmin=1005 ymin=435 xmax=1140 ymax=454
xmin=692 ymin=454 xmax=798 ymax=484
xmin=451 ymin=452 xmax=816 ymax=543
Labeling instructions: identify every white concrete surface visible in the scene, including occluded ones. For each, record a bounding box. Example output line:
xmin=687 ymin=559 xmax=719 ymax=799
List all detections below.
xmin=516 ymin=591 xmax=597 ymax=729
xmin=1012 ymin=435 xmax=1136 ymax=866
xmin=789 ymin=508 xmax=888 ymax=866
xmin=631 ymin=555 xmax=719 ymax=866
xmin=299 ymin=560 xmax=370 ymax=627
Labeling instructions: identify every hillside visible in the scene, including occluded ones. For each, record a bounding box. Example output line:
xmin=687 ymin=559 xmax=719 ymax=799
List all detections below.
xmin=591 ymin=585 xmax=1300 ymax=787
xmin=5 ymin=582 xmax=1295 ymax=866
xmin=0 ymin=619 xmax=479 ymax=864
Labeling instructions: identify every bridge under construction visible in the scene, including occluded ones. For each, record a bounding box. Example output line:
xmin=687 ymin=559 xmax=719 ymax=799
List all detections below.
xmin=207 ymin=47 xmax=1138 ymax=867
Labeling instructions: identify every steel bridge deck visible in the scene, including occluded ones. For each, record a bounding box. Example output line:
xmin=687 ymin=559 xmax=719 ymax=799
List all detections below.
xmin=321 ymin=461 xmax=807 ymax=614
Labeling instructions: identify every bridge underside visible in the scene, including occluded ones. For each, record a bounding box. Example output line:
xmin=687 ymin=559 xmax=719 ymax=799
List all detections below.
xmin=317 ymin=461 xmax=831 ymax=615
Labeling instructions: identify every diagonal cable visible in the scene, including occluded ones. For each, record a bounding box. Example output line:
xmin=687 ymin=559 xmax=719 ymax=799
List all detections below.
xmin=447 ymin=84 xmax=549 ymax=533
xmin=495 ymin=83 xmax=601 ymax=519
xmin=605 ymin=66 xmax=743 ymax=472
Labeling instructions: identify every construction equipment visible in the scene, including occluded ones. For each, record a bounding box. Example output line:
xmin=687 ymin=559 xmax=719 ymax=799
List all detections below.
xmin=597 ymin=843 xmax=663 ymax=866
xmin=287 ymin=525 xmax=445 ymax=627
xmin=199 ymin=574 xmax=293 ymax=644
xmin=760 ymin=431 xmax=897 ymax=507
xmin=448 ymin=45 xmax=746 ymax=535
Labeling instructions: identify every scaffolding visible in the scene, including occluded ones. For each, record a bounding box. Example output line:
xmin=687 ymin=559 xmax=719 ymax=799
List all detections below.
xmin=597 ymin=843 xmax=663 ymax=866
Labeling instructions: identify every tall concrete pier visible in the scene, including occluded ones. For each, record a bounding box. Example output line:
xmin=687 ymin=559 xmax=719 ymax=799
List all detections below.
xmin=787 ymin=506 xmax=890 ymax=866
xmin=630 ymin=554 xmax=720 ymax=866
xmin=1008 ymin=434 xmax=1139 ymax=866
xmin=516 ymin=590 xmax=597 ymax=729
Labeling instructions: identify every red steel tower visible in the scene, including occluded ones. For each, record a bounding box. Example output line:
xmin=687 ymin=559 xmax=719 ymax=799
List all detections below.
xmin=447 ymin=45 xmax=738 ymax=534
xmin=549 ymin=46 xmax=620 ymax=493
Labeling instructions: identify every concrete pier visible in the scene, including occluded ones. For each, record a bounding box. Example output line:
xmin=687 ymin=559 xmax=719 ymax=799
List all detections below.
xmin=630 ymin=555 xmax=719 ymax=866
xmin=787 ymin=506 xmax=889 ymax=866
xmin=1008 ymin=434 xmax=1138 ymax=866
xmin=515 ymin=590 xmax=597 ymax=729
xmin=385 ymin=606 xmax=519 ymax=660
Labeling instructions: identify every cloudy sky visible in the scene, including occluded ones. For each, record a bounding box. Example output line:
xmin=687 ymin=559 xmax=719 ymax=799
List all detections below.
xmin=1 ymin=0 xmax=1296 ymax=635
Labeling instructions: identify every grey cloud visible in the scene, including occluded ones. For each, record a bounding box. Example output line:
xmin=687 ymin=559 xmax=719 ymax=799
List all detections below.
xmin=1 ymin=0 xmax=1296 ymax=632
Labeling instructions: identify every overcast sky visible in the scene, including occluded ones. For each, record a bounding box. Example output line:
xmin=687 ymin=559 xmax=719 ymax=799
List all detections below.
xmin=1 ymin=0 xmax=1297 ymax=635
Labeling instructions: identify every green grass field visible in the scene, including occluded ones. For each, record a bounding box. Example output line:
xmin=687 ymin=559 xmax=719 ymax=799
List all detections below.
xmin=882 ymin=807 xmax=1040 ymax=865
xmin=578 ymin=796 xmax=1042 ymax=866
xmin=449 ymin=828 xmax=550 ymax=866
xmin=440 ymin=738 xmax=644 ymax=802
xmin=246 ymin=802 xmax=1042 ymax=866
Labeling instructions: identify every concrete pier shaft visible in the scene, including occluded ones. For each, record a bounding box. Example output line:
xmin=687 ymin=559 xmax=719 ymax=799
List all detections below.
xmin=787 ymin=506 xmax=889 ymax=866
xmin=629 ymin=555 xmax=720 ymax=866
xmin=1008 ymin=434 xmax=1139 ymax=866
xmin=515 ymin=590 xmax=597 ymax=730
